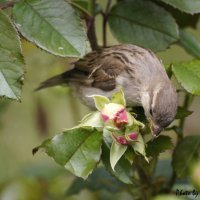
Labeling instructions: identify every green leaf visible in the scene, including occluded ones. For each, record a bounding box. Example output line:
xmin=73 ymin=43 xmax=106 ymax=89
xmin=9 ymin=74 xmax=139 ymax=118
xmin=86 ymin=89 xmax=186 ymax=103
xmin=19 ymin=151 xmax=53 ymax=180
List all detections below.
xmin=172 ymin=135 xmax=200 ymax=178
xmin=175 ymin=106 xmax=193 ymax=119
xmin=103 ymin=128 xmax=116 ymax=150
xmin=127 ymin=112 xmax=134 ymax=127
xmin=13 ymin=0 xmax=87 ymax=57
xmin=160 ymin=4 xmax=200 ymax=28
xmin=153 ymin=195 xmax=184 ymax=200
xmin=132 ymin=134 xmax=148 ymax=161
xmin=66 ymin=167 xmax=125 ymax=196
xmin=0 ymin=11 xmax=24 ymax=100
xmin=92 ymin=95 xmax=110 ymax=111
xmin=146 ymin=135 xmax=173 ymax=157
xmin=124 ymin=147 xmax=136 ymax=165
xmin=71 ymin=0 xmax=91 ymax=16
xmin=78 ymin=111 xmax=103 ymax=129
xmin=110 ymin=142 xmax=127 ymax=171
xmin=70 ymin=0 xmax=101 ymax=17
xmin=109 ymin=0 xmax=178 ymax=52
xmin=111 ymin=89 xmax=126 ymax=106
xmin=179 ymin=30 xmax=200 ymax=59
xmin=160 ymin=0 xmax=200 ymax=14
xmin=172 ymin=60 xmax=200 ymax=95
xmin=36 ymin=128 xmax=102 ymax=179
xmin=102 ymin=142 xmax=135 ymax=184
xmin=126 ymin=112 xmax=145 ymax=128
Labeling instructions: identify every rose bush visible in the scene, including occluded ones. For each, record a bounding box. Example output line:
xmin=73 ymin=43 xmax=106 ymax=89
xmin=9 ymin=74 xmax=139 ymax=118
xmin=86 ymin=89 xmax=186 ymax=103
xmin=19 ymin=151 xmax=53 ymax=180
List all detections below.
xmin=34 ymin=90 xmax=147 ymax=176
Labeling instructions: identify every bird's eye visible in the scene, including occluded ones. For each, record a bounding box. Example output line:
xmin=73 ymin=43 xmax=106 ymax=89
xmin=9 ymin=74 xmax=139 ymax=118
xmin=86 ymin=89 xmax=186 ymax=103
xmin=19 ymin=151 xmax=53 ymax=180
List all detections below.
xmin=150 ymin=108 xmax=153 ymax=116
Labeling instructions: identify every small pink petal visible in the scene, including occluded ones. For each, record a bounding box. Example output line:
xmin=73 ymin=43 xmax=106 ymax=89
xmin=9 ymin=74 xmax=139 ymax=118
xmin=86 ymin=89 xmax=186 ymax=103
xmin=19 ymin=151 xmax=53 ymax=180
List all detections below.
xmin=127 ymin=133 xmax=138 ymax=140
xmin=113 ymin=134 xmax=129 ymax=145
xmin=117 ymin=136 xmax=129 ymax=145
xmin=114 ymin=108 xmax=128 ymax=128
xmin=117 ymin=109 xmax=128 ymax=123
xmin=101 ymin=114 xmax=109 ymax=122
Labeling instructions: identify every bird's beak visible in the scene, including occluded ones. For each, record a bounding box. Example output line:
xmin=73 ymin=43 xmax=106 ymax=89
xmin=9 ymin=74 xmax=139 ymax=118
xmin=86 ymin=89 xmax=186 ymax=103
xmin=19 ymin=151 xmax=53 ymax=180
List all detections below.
xmin=152 ymin=124 xmax=162 ymax=137
xmin=149 ymin=120 xmax=162 ymax=137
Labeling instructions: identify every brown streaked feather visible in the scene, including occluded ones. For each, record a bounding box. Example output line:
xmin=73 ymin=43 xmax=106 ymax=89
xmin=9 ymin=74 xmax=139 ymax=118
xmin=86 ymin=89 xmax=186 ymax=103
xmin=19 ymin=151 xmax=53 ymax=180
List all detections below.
xmin=73 ymin=46 xmax=126 ymax=90
xmin=36 ymin=44 xmax=145 ymax=91
xmin=35 ymin=69 xmax=93 ymax=91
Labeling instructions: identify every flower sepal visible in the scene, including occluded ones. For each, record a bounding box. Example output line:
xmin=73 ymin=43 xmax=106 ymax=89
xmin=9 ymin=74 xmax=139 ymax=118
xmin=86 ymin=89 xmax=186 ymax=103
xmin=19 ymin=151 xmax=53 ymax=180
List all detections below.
xmin=112 ymin=134 xmax=130 ymax=146
xmin=125 ymin=132 xmax=139 ymax=142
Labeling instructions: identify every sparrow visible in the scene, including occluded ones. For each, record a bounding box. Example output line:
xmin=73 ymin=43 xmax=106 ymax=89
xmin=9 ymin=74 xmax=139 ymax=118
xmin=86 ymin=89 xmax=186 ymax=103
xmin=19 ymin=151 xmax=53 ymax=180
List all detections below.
xmin=36 ymin=44 xmax=177 ymax=136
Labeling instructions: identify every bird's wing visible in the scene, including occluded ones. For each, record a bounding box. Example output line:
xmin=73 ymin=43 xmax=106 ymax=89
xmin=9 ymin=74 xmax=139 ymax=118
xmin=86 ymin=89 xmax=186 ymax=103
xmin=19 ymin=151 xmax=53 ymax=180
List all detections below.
xmin=36 ymin=46 xmax=127 ymax=91
xmin=72 ymin=47 xmax=125 ymax=91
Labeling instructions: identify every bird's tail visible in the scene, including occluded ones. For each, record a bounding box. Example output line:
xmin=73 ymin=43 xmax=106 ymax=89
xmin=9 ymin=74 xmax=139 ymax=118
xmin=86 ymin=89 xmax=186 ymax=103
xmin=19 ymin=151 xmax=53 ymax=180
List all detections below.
xmin=35 ymin=71 xmax=70 ymax=91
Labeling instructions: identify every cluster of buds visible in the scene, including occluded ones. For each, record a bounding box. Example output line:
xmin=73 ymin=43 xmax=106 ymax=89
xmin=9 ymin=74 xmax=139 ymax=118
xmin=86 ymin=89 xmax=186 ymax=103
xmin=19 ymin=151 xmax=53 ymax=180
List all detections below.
xmin=101 ymin=102 xmax=138 ymax=145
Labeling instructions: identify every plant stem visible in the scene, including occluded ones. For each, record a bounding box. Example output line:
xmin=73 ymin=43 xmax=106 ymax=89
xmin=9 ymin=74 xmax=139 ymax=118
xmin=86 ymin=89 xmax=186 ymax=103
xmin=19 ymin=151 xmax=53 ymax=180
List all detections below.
xmin=134 ymin=157 xmax=153 ymax=199
xmin=0 ymin=1 xmax=15 ymax=9
xmin=137 ymin=168 xmax=152 ymax=199
xmin=166 ymin=171 xmax=176 ymax=192
xmin=179 ymin=93 xmax=190 ymax=138
xmin=165 ymin=93 xmax=191 ymax=192
xmin=89 ymin=0 xmax=96 ymax=16
xmin=102 ymin=0 xmax=112 ymax=47
xmin=86 ymin=0 xmax=99 ymax=50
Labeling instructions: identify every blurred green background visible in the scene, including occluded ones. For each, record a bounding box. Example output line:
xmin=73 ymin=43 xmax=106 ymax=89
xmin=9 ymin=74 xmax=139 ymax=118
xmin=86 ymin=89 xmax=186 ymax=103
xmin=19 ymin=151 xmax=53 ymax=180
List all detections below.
xmin=0 ymin=7 xmax=200 ymax=200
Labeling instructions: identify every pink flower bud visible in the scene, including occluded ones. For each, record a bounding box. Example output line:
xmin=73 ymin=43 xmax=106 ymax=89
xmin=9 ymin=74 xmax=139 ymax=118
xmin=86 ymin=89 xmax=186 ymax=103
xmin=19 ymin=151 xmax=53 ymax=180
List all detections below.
xmin=101 ymin=103 xmax=128 ymax=128
xmin=127 ymin=132 xmax=138 ymax=141
xmin=114 ymin=108 xmax=128 ymax=128
xmin=113 ymin=134 xmax=129 ymax=145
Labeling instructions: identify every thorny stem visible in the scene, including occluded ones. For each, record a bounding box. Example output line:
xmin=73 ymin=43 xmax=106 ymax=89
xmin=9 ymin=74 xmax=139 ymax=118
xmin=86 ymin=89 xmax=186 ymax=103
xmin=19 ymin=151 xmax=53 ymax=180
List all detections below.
xmin=102 ymin=0 xmax=112 ymax=47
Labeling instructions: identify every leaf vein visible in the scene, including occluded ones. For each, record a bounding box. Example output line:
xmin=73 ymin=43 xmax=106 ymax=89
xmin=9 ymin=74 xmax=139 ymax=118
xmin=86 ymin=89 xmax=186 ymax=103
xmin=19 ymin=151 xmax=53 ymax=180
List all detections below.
xmin=109 ymin=13 xmax=178 ymax=39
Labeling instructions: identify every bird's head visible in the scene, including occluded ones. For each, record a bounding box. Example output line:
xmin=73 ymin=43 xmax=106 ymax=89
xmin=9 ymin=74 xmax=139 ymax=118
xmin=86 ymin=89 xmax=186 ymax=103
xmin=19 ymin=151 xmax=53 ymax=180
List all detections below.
xmin=141 ymin=82 xmax=177 ymax=137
